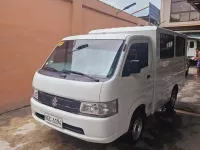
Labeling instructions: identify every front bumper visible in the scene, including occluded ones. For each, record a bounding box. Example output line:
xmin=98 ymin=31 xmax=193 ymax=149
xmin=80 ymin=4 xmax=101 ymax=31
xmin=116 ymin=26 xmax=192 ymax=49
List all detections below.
xmin=31 ymin=98 xmax=119 ymax=143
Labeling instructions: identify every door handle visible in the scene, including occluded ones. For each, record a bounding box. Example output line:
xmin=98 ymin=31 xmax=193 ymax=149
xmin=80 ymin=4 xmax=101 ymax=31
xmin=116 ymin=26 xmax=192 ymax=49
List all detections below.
xmin=147 ymin=75 xmax=151 ymax=79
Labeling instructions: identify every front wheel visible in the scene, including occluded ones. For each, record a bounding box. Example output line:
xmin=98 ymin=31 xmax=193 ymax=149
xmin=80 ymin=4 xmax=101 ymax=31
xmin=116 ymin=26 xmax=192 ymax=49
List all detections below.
xmin=132 ymin=117 xmax=143 ymax=141
xmin=125 ymin=110 xmax=146 ymax=144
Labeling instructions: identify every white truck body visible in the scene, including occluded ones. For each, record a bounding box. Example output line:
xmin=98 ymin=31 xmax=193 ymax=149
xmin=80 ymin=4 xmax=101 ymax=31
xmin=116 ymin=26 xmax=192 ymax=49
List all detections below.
xmin=187 ymin=39 xmax=197 ymax=58
xmin=31 ymin=26 xmax=186 ymax=143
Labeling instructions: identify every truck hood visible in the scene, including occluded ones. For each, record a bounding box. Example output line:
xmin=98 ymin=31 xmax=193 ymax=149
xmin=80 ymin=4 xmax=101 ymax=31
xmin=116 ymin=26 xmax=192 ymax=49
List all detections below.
xmin=32 ymin=72 xmax=103 ymax=102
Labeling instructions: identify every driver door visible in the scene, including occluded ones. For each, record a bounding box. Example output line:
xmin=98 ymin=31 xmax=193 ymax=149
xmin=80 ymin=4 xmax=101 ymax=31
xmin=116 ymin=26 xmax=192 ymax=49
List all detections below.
xmin=118 ymin=37 xmax=154 ymax=132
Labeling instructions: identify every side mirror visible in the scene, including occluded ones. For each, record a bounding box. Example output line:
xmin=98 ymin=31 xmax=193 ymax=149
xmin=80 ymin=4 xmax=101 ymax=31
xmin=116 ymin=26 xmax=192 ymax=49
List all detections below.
xmin=129 ymin=60 xmax=141 ymax=74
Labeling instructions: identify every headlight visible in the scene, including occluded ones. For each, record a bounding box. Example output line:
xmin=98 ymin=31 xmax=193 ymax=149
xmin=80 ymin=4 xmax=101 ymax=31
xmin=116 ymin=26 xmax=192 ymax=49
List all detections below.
xmin=33 ymin=89 xmax=38 ymax=100
xmin=80 ymin=100 xmax=118 ymax=117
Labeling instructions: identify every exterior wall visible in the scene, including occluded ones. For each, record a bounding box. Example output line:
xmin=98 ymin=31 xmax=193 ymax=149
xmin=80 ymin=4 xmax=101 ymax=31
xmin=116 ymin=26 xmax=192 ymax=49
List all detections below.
xmin=160 ymin=0 xmax=171 ymax=25
xmin=80 ymin=0 xmax=146 ymax=34
xmin=0 ymin=0 xmax=72 ymax=113
xmin=0 ymin=0 xmax=147 ymax=113
xmin=160 ymin=0 xmax=200 ymax=28
xmin=82 ymin=8 xmax=135 ymax=33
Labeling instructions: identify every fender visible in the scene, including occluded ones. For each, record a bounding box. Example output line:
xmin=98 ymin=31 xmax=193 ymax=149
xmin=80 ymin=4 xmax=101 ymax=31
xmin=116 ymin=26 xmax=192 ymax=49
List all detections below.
xmin=125 ymin=96 xmax=151 ymax=132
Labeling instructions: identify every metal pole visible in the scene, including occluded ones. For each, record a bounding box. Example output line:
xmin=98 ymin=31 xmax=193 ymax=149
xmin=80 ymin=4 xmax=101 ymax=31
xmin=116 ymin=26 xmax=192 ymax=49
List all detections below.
xmin=131 ymin=6 xmax=149 ymax=15
xmin=116 ymin=3 xmax=136 ymax=15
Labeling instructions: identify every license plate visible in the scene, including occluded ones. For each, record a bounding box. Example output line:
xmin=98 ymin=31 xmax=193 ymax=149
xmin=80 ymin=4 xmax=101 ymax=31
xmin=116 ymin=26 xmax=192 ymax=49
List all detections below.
xmin=45 ymin=114 xmax=62 ymax=128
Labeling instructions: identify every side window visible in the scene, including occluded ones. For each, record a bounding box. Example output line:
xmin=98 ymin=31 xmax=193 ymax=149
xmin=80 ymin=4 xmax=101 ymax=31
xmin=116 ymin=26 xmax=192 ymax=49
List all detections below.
xmin=131 ymin=43 xmax=148 ymax=68
xmin=123 ymin=43 xmax=148 ymax=76
xmin=160 ymin=33 xmax=174 ymax=59
xmin=190 ymin=41 xmax=194 ymax=48
xmin=176 ymin=36 xmax=185 ymax=57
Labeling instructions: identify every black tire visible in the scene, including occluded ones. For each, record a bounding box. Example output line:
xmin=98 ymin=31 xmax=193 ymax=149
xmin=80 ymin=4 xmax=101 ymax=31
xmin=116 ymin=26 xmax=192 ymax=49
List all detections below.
xmin=185 ymin=68 xmax=189 ymax=78
xmin=165 ymin=89 xmax=178 ymax=116
xmin=125 ymin=109 xmax=146 ymax=145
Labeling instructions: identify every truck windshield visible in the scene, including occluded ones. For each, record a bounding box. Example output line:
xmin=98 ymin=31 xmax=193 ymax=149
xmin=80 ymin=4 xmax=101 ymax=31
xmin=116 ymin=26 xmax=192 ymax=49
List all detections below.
xmin=43 ymin=39 xmax=124 ymax=78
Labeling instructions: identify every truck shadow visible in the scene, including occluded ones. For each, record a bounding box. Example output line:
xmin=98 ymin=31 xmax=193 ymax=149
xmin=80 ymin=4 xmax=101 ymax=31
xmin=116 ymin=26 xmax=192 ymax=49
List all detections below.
xmin=56 ymin=113 xmax=200 ymax=150
xmin=111 ymin=114 xmax=183 ymax=150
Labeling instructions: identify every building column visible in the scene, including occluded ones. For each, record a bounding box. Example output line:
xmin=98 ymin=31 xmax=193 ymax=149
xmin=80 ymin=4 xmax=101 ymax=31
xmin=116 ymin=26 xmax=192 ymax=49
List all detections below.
xmin=71 ymin=0 xmax=83 ymax=35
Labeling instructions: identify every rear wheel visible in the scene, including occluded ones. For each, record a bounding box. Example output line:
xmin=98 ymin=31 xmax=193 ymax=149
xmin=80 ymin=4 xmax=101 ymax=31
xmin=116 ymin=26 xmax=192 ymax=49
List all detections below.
xmin=185 ymin=68 xmax=189 ymax=77
xmin=154 ymin=88 xmax=178 ymax=121
xmin=165 ymin=89 xmax=178 ymax=116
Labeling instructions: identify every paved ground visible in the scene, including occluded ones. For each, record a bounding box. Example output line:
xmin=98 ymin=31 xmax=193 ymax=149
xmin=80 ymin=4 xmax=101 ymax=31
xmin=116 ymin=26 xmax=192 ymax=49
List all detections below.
xmin=176 ymin=67 xmax=200 ymax=113
xmin=0 ymin=67 xmax=200 ymax=150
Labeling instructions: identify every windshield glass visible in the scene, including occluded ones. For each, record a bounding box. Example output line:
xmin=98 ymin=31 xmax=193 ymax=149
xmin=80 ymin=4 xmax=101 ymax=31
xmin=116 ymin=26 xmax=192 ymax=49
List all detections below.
xmin=43 ymin=39 xmax=124 ymax=78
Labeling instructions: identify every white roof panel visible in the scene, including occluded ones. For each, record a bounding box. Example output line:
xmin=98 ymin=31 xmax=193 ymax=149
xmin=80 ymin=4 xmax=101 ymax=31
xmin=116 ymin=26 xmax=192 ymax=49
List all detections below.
xmin=89 ymin=26 xmax=157 ymax=34
xmin=62 ymin=33 xmax=131 ymax=41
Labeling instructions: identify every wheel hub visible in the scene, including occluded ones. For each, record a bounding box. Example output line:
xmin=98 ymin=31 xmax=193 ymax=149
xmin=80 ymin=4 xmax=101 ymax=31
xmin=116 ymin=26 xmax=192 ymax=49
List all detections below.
xmin=132 ymin=118 xmax=143 ymax=140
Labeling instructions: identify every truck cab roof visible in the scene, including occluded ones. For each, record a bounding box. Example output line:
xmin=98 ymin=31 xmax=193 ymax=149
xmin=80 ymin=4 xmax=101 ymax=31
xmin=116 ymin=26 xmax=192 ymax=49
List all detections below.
xmin=89 ymin=26 xmax=158 ymax=34
xmin=62 ymin=33 xmax=131 ymax=41
xmin=62 ymin=26 xmax=160 ymax=41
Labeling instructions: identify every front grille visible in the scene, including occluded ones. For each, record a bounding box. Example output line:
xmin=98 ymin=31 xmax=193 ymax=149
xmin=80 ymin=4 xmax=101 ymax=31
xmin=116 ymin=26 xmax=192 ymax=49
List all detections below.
xmin=35 ymin=112 xmax=84 ymax=135
xmin=38 ymin=91 xmax=81 ymax=114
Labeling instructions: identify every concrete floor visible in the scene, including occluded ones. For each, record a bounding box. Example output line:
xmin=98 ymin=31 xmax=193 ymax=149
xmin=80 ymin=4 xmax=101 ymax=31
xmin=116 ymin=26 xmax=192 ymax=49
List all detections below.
xmin=176 ymin=68 xmax=200 ymax=113
xmin=0 ymin=68 xmax=200 ymax=150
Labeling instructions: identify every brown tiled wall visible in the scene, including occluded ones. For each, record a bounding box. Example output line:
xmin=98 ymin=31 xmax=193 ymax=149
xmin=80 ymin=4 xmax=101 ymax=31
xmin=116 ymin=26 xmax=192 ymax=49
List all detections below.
xmin=0 ymin=0 xmax=147 ymax=113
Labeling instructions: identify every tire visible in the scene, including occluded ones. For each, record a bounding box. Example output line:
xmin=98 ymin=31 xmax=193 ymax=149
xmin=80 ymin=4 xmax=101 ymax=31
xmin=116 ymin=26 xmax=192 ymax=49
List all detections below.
xmin=165 ymin=89 xmax=178 ymax=116
xmin=185 ymin=68 xmax=189 ymax=78
xmin=125 ymin=109 xmax=146 ymax=144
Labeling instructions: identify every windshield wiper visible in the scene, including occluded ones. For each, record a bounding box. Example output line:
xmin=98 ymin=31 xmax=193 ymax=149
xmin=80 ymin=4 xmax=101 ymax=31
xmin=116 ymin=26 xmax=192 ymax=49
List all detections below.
xmin=61 ymin=70 xmax=99 ymax=82
xmin=69 ymin=44 xmax=89 ymax=54
xmin=43 ymin=66 xmax=58 ymax=72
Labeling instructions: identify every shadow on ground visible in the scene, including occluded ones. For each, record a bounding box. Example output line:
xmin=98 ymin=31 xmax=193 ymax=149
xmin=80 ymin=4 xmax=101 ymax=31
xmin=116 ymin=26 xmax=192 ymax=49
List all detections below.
xmin=52 ymin=113 xmax=200 ymax=150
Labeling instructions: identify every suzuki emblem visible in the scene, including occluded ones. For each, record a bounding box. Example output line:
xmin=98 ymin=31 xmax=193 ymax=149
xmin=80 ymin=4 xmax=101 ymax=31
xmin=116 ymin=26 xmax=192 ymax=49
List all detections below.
xmin=51 ymin=97 xmax=58 ymax=107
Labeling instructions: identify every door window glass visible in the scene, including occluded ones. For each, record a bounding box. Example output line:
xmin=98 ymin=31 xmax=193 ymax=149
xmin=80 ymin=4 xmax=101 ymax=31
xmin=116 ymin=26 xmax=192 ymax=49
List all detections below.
xmin=190 ymin=41 xmax=194 ymax=48
xmin=128 ymin=43 xmax=149 ymax=69
xmin=123 ymin=43 xmax=149 ymax=76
